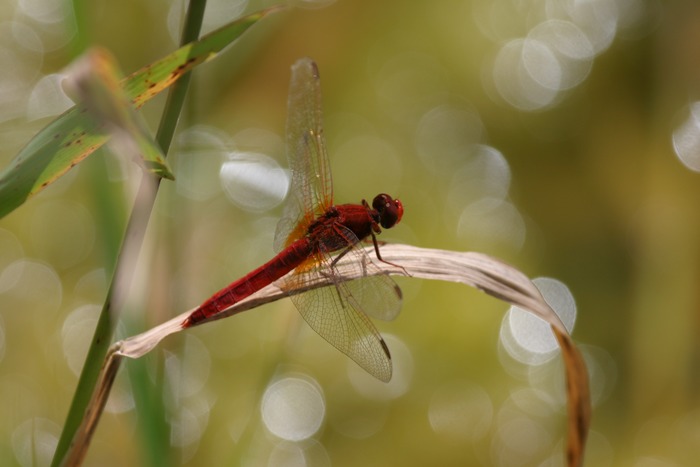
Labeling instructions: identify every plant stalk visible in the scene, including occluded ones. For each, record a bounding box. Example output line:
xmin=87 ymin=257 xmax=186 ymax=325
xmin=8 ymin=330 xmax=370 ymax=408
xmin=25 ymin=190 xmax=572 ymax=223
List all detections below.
xmin=51 ymin=1 xmax=208 ymax=465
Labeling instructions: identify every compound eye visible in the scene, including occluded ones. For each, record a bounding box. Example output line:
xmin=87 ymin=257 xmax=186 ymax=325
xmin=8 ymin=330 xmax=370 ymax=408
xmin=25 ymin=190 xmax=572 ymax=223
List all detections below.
xmin=372 ymin=194 xmax=403 ymax=229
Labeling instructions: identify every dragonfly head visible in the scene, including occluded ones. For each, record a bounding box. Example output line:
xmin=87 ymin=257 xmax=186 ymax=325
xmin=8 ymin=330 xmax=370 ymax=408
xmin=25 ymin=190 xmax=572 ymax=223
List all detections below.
xmin=372 ymin=194 xmax=404 ymax=229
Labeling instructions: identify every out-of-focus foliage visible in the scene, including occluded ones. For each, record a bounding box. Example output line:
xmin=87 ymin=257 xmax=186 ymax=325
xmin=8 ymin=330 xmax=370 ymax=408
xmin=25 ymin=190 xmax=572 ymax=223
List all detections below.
xmin=0 ymin=6 xmax=279 ymax=218
xmin=0 ymin=0 xmax=698 ymax=466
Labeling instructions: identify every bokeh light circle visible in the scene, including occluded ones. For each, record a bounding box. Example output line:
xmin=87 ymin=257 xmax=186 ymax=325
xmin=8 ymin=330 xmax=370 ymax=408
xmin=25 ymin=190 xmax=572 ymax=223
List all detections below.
xmin=0 ymin=228 xmax=24 ymax=293
xmin=415 ymin=104 xmax=484 ymax=174
xmin=0 ymin=259 xmax=62 ymax=322
xmin=447 ymin=144 xmax=511 ymax=207
xmin=261 ymin=377 xmax=325 ymax=441
xmin=165 ymin=335 xmax=212 ymax=401
xmin=672 ymin=101 xmax=700 ymax=172
xmin=61 ymin=304 xmax=100 ymax=376
xmin=267 ymin=440 xmax=331 ymax=467
xmin=11 ymin=418 xmax=60 ymax=466
xmin=27 ymin=73 xmax=73 ymax=120
xmin=456 ymin=198 xmax=526 ymax=251
xmin=527 ymin=20 xmax=594 ymax=91
xmin=491 ymin=416 xmax=552 ymax=466
xmin=220 ymin=151 xmax=289 ymax=212
xmin=428 ymin=381 xmax=493 ymax=442
xmin=492 ymin=39 xmax=560 ymax=111
xmin=501 ymin=277 xmax=576 ymax=365
xmin=170 ymin=397 xmax=212 ymax=453
xmin=558 ymin=0 xmax=619 ymax=55
xmin=175 ymin=125 xmax=230 ymax=201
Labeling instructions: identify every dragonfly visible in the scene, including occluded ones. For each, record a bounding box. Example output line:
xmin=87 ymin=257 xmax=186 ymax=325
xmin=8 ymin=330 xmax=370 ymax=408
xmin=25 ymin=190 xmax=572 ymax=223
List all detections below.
xmin=182 ymin=57 xmax=404 ymax=382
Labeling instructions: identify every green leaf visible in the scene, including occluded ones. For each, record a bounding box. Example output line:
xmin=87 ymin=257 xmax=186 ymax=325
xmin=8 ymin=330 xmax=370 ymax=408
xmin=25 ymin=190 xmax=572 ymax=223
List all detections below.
xmin=63 ymin=47 xmax=173 ymax=180
xmin=0 ymin=5 xmax=285 ymax=219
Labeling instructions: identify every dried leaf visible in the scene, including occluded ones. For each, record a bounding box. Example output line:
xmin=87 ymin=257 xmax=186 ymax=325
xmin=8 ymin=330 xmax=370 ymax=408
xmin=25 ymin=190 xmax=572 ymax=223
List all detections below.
xmin=107 ymin=243 xmax=590 ymax=466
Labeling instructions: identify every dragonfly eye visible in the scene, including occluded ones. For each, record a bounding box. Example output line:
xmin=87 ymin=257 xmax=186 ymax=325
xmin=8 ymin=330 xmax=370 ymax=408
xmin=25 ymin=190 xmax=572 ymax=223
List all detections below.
xmin=373 ymin=194 xmax=404 ymax=229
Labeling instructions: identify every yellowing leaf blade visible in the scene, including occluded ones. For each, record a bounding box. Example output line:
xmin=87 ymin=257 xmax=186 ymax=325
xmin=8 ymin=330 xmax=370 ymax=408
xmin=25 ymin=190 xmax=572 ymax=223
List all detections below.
xmin=0 ymin=5 xmax=284 ymax=218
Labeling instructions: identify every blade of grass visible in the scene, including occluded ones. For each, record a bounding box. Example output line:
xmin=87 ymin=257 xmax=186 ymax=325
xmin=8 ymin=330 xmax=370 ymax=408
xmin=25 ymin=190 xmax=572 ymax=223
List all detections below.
xmin=120 ymin=1 xmax=216 ymax=463
xmin=0 ymin=4 xmax=285 ymax=219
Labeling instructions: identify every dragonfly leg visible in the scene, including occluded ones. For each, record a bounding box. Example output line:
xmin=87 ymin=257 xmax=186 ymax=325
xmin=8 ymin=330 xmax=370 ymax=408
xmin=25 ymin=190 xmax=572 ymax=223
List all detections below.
xmin=371 ymin=233 xmax=410 ymax=277
xmin=318 ymin=249 xmax=352 ymax=308
xmin=330 ymin=243 xmax=354 ymax=268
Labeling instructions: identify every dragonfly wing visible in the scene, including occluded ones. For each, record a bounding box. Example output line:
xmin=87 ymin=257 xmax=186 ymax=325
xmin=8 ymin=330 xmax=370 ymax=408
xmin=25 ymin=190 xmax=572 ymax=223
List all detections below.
xmin=342 ymin=266 xmax=403 ymax=322
xmin=279 ymin=225 xmax=402 ymax=382
xmin=274 ymin=58 xmax=333 ymax=252
xmin=283 ymin=265 xmax=393 ymax=382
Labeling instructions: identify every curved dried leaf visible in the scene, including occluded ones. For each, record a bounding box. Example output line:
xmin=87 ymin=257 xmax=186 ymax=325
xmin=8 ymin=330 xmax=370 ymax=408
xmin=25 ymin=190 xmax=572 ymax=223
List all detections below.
xmin=109 ymin=243 xmax=590 ymax=466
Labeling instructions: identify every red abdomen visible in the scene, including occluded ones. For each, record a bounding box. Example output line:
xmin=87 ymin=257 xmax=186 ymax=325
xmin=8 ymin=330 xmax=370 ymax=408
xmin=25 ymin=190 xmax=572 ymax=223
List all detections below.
xmin=182 ymin=238 xmax=313 ymax=327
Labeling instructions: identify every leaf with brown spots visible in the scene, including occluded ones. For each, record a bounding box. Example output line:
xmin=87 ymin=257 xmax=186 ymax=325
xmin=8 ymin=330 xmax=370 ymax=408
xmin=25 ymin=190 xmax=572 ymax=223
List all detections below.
xmin=63 ymin=48 xmax=173 ymax=180
xmin=0 ymin=5 xmax=285 ymax=219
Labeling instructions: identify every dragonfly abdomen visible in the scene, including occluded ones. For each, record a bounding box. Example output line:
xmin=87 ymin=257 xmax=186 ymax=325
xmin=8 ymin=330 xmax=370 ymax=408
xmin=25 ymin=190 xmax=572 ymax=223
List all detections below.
xmin=182 ymin=238 xmax=313 ymax=327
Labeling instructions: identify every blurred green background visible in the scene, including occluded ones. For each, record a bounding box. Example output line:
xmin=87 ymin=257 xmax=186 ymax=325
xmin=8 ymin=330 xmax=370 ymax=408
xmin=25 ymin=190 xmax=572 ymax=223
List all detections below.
xmin=1 ymin=0 xmax=699 ymax=465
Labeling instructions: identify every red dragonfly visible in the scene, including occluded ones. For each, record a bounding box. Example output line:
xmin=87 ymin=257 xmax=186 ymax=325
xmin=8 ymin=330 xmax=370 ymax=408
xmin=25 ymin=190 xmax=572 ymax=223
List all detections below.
xmin=182 ymin=58 xmax=404 ymax=382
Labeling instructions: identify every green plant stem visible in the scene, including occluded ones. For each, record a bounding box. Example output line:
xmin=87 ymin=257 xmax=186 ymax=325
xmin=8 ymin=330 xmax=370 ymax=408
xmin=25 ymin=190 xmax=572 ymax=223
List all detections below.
xmin=50 ymin=1 xmax=208 ymax=465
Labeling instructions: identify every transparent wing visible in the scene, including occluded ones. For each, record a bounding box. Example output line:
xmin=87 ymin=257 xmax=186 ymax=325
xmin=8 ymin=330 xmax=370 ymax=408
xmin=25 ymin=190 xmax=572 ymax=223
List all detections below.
xmin=278 ymin=225 xmax=402 ymax=382
xmin=343 ymin=265 xmax=403 ymax=322
xmin=274 ymin=57 xmax=333 ymax=252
